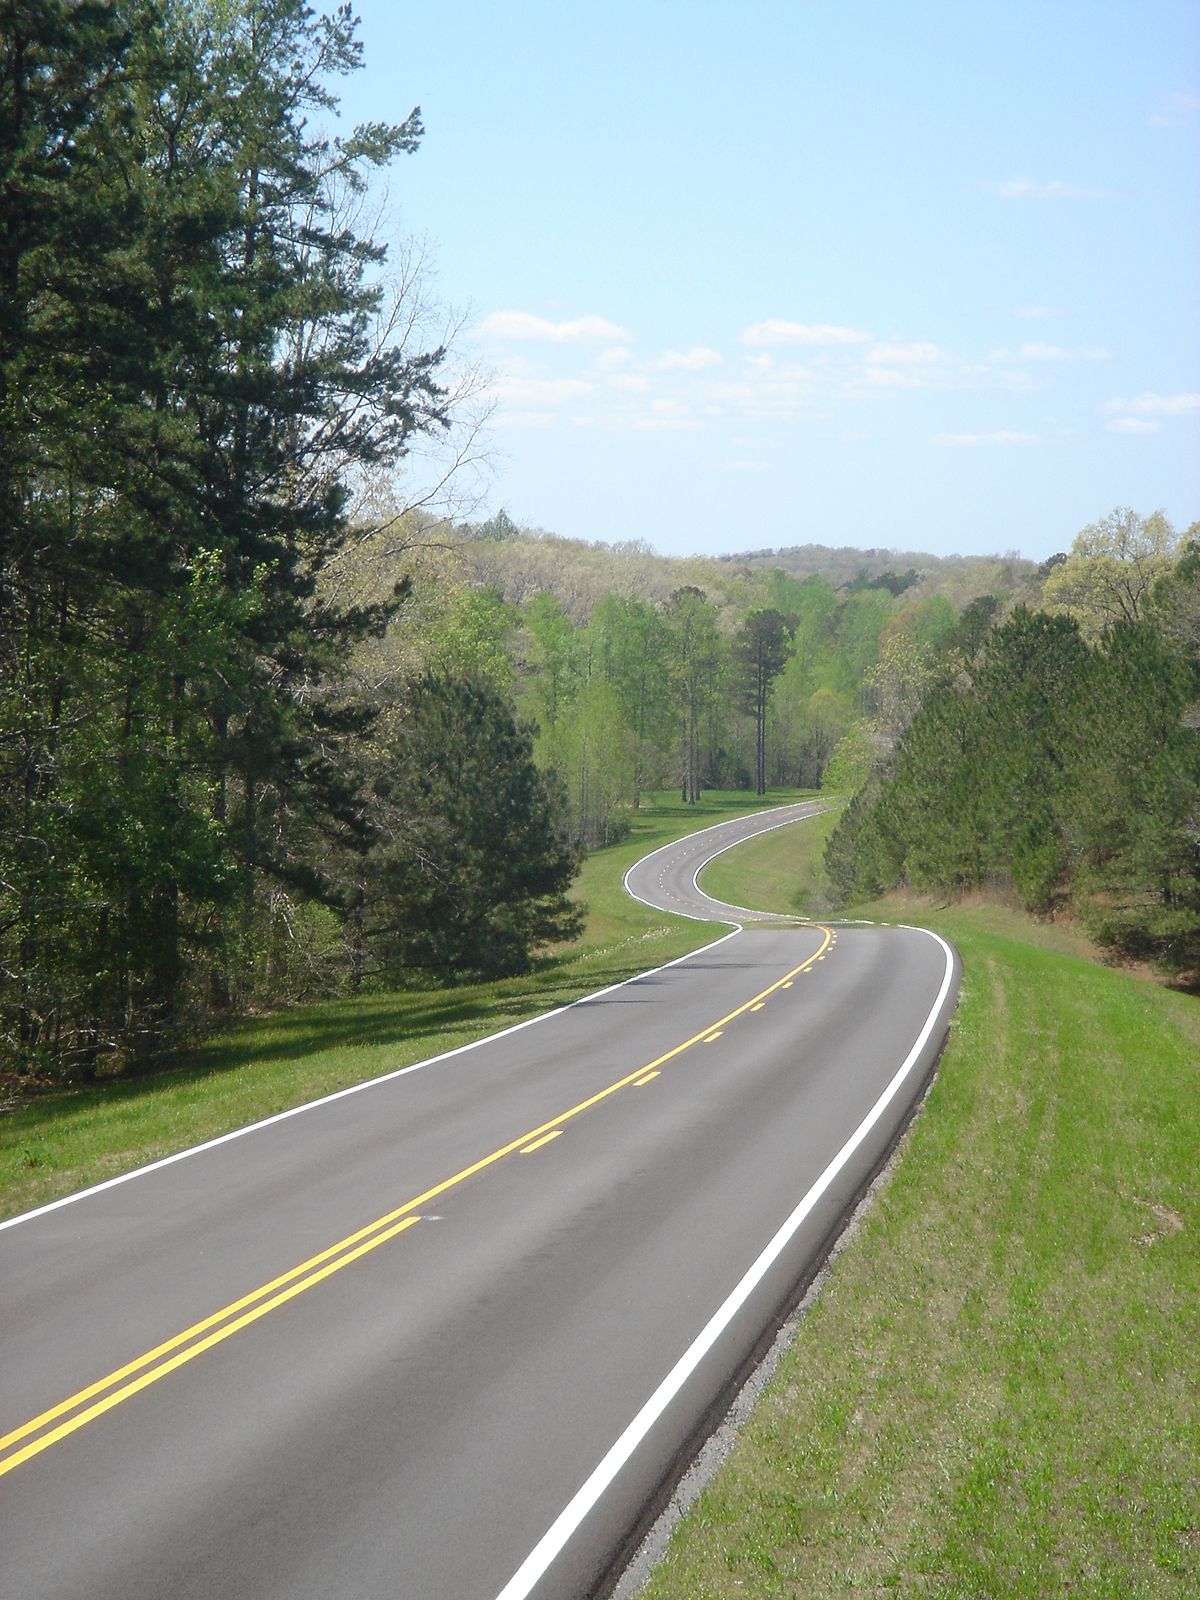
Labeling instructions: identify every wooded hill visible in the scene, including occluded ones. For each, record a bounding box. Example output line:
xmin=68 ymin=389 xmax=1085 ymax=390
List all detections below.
xmin=4 ymin=5 xmax=1192 ymax=1088
xmin=338 ymin=512 xmax=1063 ymax=865
xmin=454 ymin=517 xmax=1046 ymax=622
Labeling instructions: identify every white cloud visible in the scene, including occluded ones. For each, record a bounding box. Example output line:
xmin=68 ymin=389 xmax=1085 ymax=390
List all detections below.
xmin=931 ymin=430 xmax=1037 ymax=447
xmin=476 ymin=310 xmax=632 ymax=343
xmin=989 ymin=342 xmax=1110 ymax=363
xmin=1150 ymin=91 xmax=1200 ymax=127
xmin=650 ymin=346 xmax=724 ymax=370
xmin=984 ymin=177 xmax=1123 ymax=200
xmin=861 ymin=366 xmax=931 ymax=389
xmin=494 ymin=376 xmax=594 ymax=408
xmin=1106 ymin=418 xmax=1162 ymax=435
xmin=1105 ymin=392 xmax=1200 ymax=416
xmin=1024 ymin=341 xmax=1109 ymax=361
xmin=866 ymin=341 xmax=948 ymax=365
xmin=606 ymin=373 xmax=650 ymax=392
xmin=596 ymin=347 xmax=633 ymax=372
xmin=741 ymin=320 xmax=871 ymax=347
xmin=492 ymin=412 xmax=560 ymax=431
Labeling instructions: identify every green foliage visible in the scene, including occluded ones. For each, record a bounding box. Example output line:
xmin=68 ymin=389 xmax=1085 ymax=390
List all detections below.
xmin=0 ymin=0 xmax=460 ymax=1076
xmin=821 ymin=722 xmax=877 ymax=800
xmin=1042 ymin=506 xmax=1181 ymax=636
xmin=586 ymin=593 xmax=675 ymax=803
xmin=665 ymin=586 xmax=728 ymax=803
xmin=425 ymin=587 xmax=516 ymax=694
xmin=827 ymin=539 xmax=1200 ymax=976
xmin=359 ymin=676 xmax=583 ymax=981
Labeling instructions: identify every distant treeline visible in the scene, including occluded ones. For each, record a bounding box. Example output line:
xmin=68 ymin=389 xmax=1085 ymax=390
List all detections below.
xmin=826 ymin=514 xmax=1200 ymax=977
xmin=356 ymin=528 xmax=1011 ymax=857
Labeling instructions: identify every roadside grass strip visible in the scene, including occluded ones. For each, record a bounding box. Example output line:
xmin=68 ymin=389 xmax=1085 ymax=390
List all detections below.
xmin=638 ymin=904 xmax=1199 ymax=1600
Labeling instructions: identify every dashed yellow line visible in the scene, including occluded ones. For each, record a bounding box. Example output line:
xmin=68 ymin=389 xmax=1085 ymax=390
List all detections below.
xmin=520 ymin=1130 xmax=563 ymax=1154
xmin=1 ymin=924 xmax=835 ymax=1479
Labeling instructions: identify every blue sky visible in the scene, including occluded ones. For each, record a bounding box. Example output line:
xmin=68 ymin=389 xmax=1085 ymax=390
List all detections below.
xmin=337 ymin=0 xmax=1199 ymax=561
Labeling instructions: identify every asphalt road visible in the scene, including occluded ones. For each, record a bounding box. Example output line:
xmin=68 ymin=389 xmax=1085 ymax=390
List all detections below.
xmin=0 ymin=803 xmax=959 ymax=1600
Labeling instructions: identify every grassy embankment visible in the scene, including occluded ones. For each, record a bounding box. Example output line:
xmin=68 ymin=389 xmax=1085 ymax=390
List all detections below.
xmin=0 ymin=789 xmax=811 ymax=1221
xmin=637 ymin=820 xmax=1199 ymax=1599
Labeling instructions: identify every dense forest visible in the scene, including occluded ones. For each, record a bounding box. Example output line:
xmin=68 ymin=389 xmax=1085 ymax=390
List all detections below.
xmin=826 ymin=511 xmax=1200 ymax=977
xmin=3 ymin=5 xmax=1195 ymax=1088
xmin=0 ymin=0 xmax=567 ymax=1081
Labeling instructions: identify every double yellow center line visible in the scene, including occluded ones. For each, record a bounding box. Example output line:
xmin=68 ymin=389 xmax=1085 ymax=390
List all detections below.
xmin=0 ymin=925 xmax=833 ymax=1479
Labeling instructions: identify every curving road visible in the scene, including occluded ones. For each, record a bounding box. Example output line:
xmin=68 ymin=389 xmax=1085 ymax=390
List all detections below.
xmin=624 ymin=797 xmax=827 ymax=923
xmin=0 ymin=803 xmax=958 ymax=1600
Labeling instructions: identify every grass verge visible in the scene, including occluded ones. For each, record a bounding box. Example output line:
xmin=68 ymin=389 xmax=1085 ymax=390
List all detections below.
xmin=641 ymin=881 xmax=1199 ymax=1596
xmin=0 ymin=788 xmax=813 ymax=1221
xmin=699 ymin=798 xmax=841 ymax=916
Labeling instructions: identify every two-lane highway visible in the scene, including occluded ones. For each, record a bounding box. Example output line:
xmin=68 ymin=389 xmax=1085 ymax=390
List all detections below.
xmin=0 ymin=804 xmax=958 ymax=1599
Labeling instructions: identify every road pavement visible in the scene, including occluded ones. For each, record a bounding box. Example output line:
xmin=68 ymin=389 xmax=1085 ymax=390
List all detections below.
xmin=0 ymin=802 xmax=958 ymax=1600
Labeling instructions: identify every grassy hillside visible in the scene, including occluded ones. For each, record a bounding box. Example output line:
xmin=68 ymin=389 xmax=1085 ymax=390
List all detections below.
xmin=640 ymin=865 xmax=1199 ymax=1595
xmin=0 ymin=790 xmax=810 ymax=1221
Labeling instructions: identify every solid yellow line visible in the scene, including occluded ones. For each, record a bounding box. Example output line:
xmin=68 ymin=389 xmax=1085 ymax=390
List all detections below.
xmin=1 ymin=924 xmax=833 ymax=1475
xmin=0 ymin=1217 xmax=421 ymax=1480
xmin=634 ymin=1071 xmax=660 ymax=1086
xmin=520 ymin=1130 xmax=563 ymax=1154
xmin=0 ymin=1202 xmax=433 ymax=1457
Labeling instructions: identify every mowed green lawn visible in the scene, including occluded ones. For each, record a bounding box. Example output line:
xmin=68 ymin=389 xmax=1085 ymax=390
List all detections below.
xmin=635 ymin=836 xmax=1199 ymax=1597
xmin=0 ymin=789 xmax=811 ymax=1220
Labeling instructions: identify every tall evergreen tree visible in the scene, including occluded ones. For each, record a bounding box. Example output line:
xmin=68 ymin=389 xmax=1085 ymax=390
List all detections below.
xmin=356 ymin=675 xmax=582 ymax=980
xmin=733 ymin=607 xmax=794 ymax=795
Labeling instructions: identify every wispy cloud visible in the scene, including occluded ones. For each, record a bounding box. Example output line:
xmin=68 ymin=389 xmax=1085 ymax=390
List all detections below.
xmin=741 ymin=320 xmax=871 ymax=347
xmin=650 ymin=346 xmax=724 ymax=371
xmin=931 ymin=430 xmax=1037 ymax=447
xmin=989 ymin=342 xmax=1110 ymax=363
xmin=984 ymin=177 xmax=1123 ymax=200
xmin=494 ymin=375 xmax=594 ymax=407
xmin=866 ymin=341 xmax=948 ymax=365
xmin=476 ymin=310 xmax=632 ymax=343
xmin=860 ymin=366 xmax=932 ymax=390
xmin=1150 ymin=91 xmax=1200 ymax=127
xmin=1106 ymin=417 xmax=1161 ymax=435
xmin=1105 ymin=392 xmax=1200 ymax=416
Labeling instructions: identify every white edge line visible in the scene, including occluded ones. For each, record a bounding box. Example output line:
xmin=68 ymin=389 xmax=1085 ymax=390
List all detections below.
xmin=492 ymin=926 xmax=958 ymax=1600
xmin=686 ymin=807 xmax=826 ymax=920
xmin=622 ymin=801 xmax=822 ymax=926
xmin=1 ymin=832 xmax=762 ymax=1234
